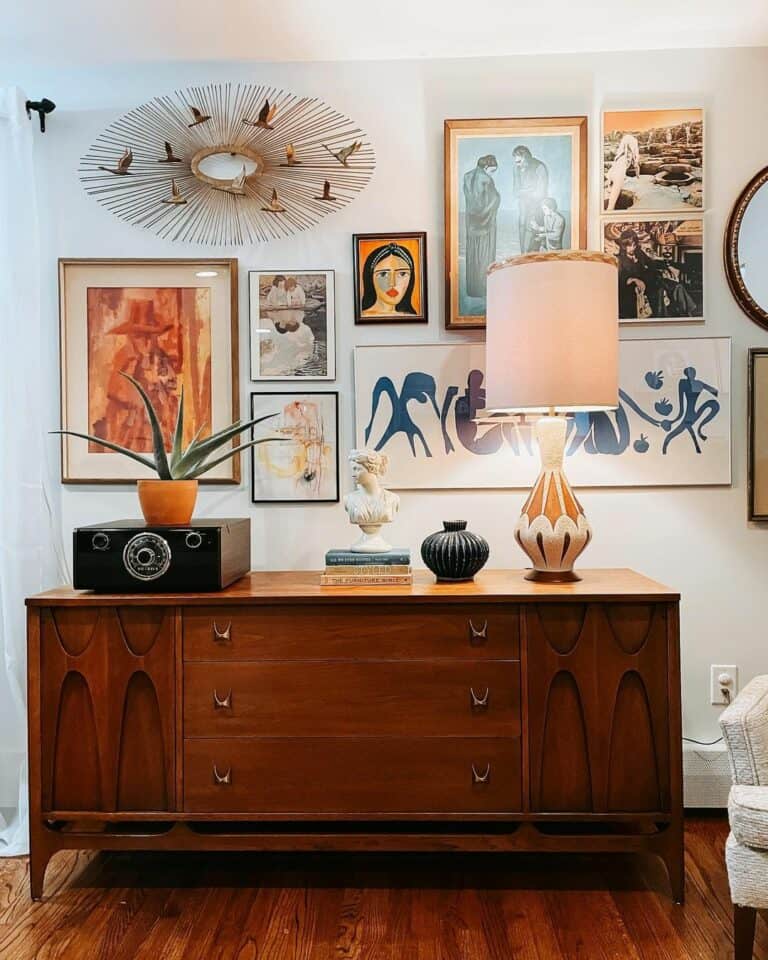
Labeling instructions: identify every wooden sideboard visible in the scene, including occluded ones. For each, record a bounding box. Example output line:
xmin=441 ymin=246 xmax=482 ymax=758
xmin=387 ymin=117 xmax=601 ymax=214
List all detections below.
xmin=26 ymin=569 xmax=683 ymax=901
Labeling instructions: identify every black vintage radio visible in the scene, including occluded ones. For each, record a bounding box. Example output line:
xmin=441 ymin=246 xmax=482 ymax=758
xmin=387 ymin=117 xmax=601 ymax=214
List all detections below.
xmin=73 ymin=519 xmax=250 ymax=592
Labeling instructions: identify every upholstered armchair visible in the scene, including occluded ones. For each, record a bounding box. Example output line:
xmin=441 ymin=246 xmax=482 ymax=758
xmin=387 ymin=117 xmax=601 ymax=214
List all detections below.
xmin=720 ymin=676 xmax=768 ymax=959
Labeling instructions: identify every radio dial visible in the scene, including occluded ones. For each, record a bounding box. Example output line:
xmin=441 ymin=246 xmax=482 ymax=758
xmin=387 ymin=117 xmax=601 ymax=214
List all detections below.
xmin=91 ymin=532 xmax=111 ymax=551
xmin=123 ymin=533 xmax=172 ymax=581
xmin=185 ymin=531 xmax=203 ymax=549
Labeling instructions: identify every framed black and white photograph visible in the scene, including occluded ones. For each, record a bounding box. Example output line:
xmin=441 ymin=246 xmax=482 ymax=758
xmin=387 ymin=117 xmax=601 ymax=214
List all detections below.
xmin=602 ymin=217 xmax=703 ymax=322
xmin=249 ymin=270 xmax=335 ymax=381
xmin=250 ymin=391 xmax=339 ymax=503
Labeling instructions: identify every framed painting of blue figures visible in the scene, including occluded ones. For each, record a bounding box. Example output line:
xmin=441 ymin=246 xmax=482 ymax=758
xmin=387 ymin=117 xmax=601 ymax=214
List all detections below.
xmin=354 ymin=339 xmax=730 ymax=488
xmin=444 ymin=117 xmax=587 ymax=329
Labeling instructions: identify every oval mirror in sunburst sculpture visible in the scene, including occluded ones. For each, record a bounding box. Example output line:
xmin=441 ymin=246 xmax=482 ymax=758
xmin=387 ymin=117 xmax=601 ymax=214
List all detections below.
xmin=79 ymin=83 xmax=376 ymax=245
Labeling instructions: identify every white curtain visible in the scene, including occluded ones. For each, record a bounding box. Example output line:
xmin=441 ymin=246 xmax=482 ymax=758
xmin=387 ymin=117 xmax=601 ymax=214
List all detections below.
xmin=0 ymin=88 xmax=65 ymax=856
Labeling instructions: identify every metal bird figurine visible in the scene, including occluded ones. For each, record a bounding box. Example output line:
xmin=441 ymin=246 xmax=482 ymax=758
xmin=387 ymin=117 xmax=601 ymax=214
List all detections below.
xmin=243 ymin=100 xmax=277 ymax=130
xmin=261 ymin=187 xmax=286 ymax=212
xmin=161 ymin=178 xmax=187 ymax=205
xmin=280 ymin=143 xmax=301 ymax=166
xmin=323 ymin=140 xmax=361 ymax=166
xmin=158 ymin=141 xmax=183 ymax=163
xmin=187 ymin=106 xmax=211 ymax=127
xmin=314 ymin=180 xmax=338 ymax=201
xmin=98 ymin=147 xmax=133 ymax=175
xmin=213 ymin=166 xmax=248 ymax=196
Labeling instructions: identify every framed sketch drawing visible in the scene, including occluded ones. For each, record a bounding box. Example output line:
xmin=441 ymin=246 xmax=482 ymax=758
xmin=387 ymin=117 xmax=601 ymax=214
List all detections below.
xmin=250 ymin=391 xmax=339 ymax=503
xmin=444 ymin=116 xmax=587 ymax=329
xmin=355 ymin=338 xmax=730 ymax=489
xmin=353 ymin=232 xmax=428 ymax=324
xmin=249 ymin=270 xmax=335 ymax=381
xmin=602 ymin=217 xmax=703 ymax=322
xmin=602 ymin=109 xmax=704 ymax=214
xmin=58 ymin=258 xmax=239 ymax=484
xmin=748 ymin=349 xmax=768 ymax=520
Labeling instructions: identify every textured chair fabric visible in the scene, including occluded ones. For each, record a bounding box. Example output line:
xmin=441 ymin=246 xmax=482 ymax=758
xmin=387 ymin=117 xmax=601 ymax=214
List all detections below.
xmin=729 ymin=785 xmax=768 ymax=850
xmin=726 ymin=835 xmax=768 ymax=910
xmin=720 ymin=675 xmax=768 ymax=921
xmin=720 ymin=675 xmax=768 ymax=786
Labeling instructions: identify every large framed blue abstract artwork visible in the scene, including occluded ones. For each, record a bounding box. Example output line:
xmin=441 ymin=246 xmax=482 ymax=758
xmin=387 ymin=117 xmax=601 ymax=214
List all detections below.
xmin=354 ymin=339 xmax=731 ymax=489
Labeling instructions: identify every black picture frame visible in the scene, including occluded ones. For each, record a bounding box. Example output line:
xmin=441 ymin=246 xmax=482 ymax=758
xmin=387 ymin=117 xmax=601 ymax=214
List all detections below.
xmin=250 ymin=390 xmax=340 ymax=504
xmin=353 ymin=231 xmax=428 ymax=325
xmin=748 ymin=348 xmax=768 ymax=520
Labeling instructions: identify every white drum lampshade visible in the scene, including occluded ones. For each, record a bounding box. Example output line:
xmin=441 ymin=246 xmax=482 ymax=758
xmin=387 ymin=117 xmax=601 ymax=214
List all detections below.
xmin=484 ymin=251 xmax=619 ymax=581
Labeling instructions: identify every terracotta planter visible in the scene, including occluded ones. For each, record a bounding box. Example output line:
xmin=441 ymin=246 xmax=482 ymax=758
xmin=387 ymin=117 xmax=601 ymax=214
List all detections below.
xmin=137 ymin=479 xmax=198 ymax=526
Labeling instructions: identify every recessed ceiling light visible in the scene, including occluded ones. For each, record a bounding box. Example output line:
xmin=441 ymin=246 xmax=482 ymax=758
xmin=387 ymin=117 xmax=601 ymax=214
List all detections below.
xmin=195 ymin=270 xmax=219 ymax=278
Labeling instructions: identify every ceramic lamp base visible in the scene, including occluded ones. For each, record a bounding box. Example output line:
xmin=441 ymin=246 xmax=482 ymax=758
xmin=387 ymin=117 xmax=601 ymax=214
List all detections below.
xmin=514 ymin=416 xmax=592 ymax=580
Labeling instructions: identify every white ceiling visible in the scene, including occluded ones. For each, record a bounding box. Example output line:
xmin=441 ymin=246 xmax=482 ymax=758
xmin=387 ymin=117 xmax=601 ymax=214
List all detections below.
xmin=4 ymin=0 xmax=768 ymax=68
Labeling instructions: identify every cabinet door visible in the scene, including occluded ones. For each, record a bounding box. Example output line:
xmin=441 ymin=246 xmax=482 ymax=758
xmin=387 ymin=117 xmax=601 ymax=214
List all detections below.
xmin=527 ymin=602 xmax=671 ymax=814
xmin=40 ymin=606 xmax=175 ymax=813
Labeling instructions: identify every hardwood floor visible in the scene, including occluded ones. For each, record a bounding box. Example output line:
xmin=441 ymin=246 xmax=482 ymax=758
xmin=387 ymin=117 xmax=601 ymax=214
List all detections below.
xmin=0 ymin=816 xmax=764 ymax=959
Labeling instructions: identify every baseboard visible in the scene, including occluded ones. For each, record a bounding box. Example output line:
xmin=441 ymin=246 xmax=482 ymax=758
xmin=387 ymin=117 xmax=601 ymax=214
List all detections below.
xmin=683 ymin=744 xmax=731 ymax=808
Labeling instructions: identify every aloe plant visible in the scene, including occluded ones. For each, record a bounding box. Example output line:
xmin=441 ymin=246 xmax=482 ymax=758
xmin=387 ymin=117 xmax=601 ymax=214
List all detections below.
xmin=53 ymin=372 xmax=282 ymax=480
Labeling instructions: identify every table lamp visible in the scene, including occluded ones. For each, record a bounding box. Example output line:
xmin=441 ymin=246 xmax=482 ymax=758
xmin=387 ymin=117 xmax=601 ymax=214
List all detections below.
xmin=484 ymin=250 xmax=619 ymax=582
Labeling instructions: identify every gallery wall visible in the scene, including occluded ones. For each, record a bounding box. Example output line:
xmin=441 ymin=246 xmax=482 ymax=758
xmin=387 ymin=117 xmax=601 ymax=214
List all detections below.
xmin=5 ymin=46 xmax=768 ymax=762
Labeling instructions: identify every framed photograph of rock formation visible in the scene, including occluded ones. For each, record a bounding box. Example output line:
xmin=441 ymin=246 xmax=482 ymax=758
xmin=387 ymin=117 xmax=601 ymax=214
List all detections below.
xmin=58 ymin=258 xmax=239 ymax=483
xmin=602 ymin=108 xmax=704 ymax=214
xmin=602 ymin=217 xmax=704 ymax=322
xmin=444 ymin=116 xmax=588 ymax=329
xmin=353 ymin=232 xmax=428 ymax=324
xmin=250 ymin=391 xmax=339 ymax=502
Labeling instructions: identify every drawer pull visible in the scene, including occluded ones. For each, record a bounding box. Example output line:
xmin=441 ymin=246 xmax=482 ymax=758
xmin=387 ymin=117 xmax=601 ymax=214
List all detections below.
xmin=470 ymin=687 xmax=490 ymax=710
xmin=472 ymin=763 xmax=491 ymax=785
xmin=213 ymin=689 xmax=232 ymax=710
xmin=469 ymin=620 xmax=488 ymax=644
xmin=213 ymin=764 xmax=231 ymax=785
xmin=213 ymin=620 xmax=231 ymax=643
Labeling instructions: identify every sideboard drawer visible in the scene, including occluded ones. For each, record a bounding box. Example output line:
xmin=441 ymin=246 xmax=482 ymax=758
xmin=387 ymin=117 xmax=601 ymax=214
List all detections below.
xmin=184 ymin=737 xmax=521 ymax=814
xmin=183 ymin=604 xmax=519 ymax=661
xmin=184 ymin=660 xmax=520 ymax=738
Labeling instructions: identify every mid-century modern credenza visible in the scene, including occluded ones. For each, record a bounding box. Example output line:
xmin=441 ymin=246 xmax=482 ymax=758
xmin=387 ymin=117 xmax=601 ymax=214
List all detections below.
xmin=26 ymin=569 xmax=683 ymax=901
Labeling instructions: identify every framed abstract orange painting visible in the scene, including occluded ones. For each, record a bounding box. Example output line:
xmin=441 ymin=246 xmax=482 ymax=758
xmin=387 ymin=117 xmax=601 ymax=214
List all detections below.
xmin=58 ymin=258 xmax=239 ymax=483
xmin=353 ymin=232 xmax=428 ymax=324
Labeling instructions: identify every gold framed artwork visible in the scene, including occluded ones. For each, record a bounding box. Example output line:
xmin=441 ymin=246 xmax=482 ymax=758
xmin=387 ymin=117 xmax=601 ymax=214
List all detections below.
xmin=58 ymin=258 xmax=240 ymax=484
xmin=602 ymin=108 xmax=704 ymax=214
xmin=444 ymin=116 xmax=588 ymax=330
xmin=749 ymin=348 xmax=768 ymax=520
xmin=352 ymin=232 xmax=428 ymax=324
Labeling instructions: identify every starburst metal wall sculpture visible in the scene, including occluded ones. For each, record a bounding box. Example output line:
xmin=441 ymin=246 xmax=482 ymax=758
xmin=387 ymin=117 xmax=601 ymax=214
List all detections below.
xmin=79 ymin=83 xmax=376 ymax=245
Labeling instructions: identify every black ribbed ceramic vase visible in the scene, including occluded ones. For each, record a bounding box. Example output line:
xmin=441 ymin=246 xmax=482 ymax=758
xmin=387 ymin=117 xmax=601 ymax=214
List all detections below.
xmin=420 ymin=521 xmax=490 ymax=582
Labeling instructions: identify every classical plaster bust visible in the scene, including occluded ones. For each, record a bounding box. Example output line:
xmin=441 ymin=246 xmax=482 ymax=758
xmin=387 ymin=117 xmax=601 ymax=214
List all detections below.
xmin=343 ymin=448 xmax=400 ymax=552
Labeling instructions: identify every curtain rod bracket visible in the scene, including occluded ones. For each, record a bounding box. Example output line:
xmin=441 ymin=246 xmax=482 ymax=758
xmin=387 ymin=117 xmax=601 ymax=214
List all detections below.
xmin=25 ymin=98 xmax=56 ymax=133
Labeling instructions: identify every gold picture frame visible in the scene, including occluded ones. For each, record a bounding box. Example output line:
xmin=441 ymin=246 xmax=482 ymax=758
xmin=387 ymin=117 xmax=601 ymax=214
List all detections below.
xmin=444 ymin=116 xmax=588 ymax=329
xmin=58 ymin=258 xmax=240 ymax=484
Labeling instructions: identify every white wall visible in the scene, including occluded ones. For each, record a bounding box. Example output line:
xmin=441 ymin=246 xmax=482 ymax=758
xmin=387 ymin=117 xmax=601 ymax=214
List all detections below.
xmin=6 ymin=47 xmax=768 ymax=748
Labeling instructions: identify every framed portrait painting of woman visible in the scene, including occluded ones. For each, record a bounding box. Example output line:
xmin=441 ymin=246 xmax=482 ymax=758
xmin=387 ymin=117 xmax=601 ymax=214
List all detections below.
xmin=353 ymin=232 xmax=428 ymax=324
xmin=444 ymin=117 xmax=587 ymax=329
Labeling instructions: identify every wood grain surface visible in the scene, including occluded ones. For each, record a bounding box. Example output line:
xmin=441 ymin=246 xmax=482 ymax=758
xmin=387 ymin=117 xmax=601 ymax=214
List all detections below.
xmin=0 ymin=816 xmax=763 ymax=959
xmin=26 ymin=568 xmax=679 ymax=607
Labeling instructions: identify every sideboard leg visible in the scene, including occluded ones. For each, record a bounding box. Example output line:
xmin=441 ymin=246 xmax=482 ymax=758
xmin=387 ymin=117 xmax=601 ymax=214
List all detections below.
xmin=29 ymin=828 xmax=52 ymax=901
xmin=658 ymin=819 xmax=685 ymax=904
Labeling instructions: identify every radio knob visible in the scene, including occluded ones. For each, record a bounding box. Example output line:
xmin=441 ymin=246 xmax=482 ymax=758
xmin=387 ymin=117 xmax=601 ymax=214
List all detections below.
xmin=185 ymin=531 xmax=203 ymax=549
xmin=92 ymin=532 xmax=111 ymax=551
xmin=123 ymin=533 xmax=172 ymax=581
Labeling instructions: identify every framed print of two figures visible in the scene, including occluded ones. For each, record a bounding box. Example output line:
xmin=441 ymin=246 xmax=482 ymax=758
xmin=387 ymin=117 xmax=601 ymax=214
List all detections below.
xmin=444 ymin=116 xmax=588 ymax=329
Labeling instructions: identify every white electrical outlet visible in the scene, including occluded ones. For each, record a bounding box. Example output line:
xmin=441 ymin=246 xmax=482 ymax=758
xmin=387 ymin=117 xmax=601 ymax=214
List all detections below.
xmin=711 ymin=664 xmax=739 ymax=706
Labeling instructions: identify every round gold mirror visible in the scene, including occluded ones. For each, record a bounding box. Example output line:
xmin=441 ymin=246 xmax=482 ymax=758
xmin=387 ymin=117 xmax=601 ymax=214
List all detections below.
xmin=190 ymin=145 xmax=264 ymax=192
xmin=724 ymin=166 xmax=768 ymax=330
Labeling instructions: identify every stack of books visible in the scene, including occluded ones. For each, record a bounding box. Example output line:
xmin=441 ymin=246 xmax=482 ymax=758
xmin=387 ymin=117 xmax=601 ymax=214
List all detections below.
xmin=321 ymin=549 xmax=412 ymax=586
